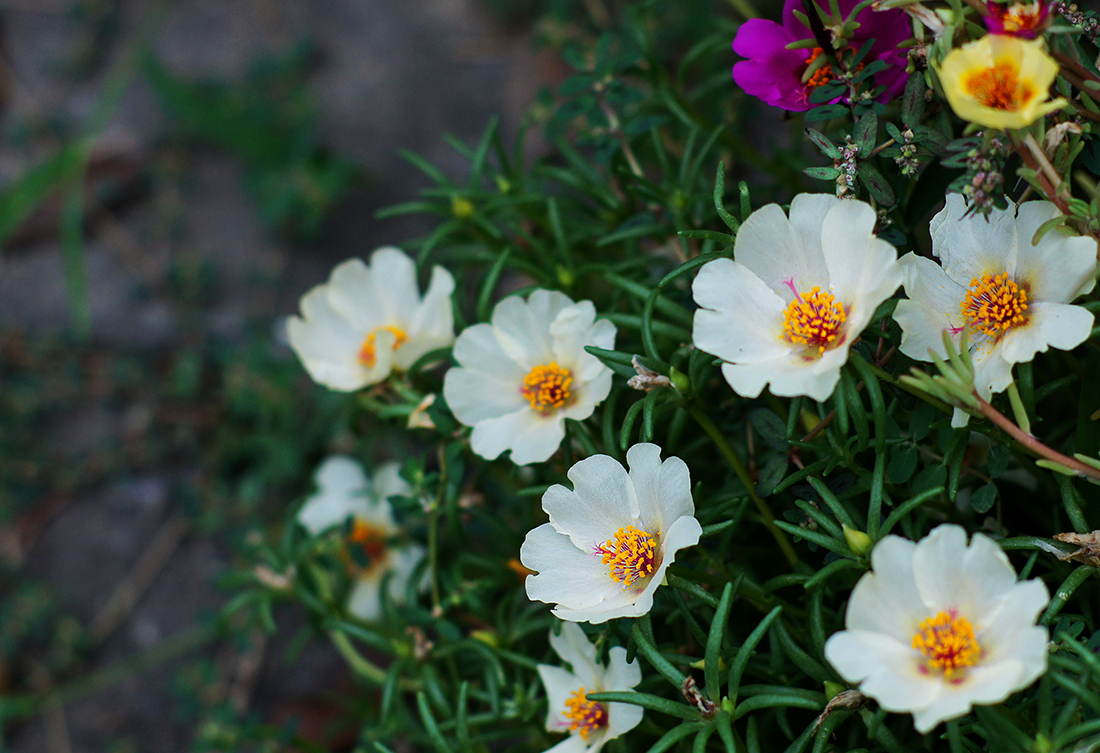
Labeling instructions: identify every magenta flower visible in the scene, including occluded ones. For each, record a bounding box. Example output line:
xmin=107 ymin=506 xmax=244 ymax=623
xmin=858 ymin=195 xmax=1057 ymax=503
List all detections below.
xmin=985 ymin=1 xmax=1050 ymax=39
xmin=732 ymin=0 xmax=910 ymax=112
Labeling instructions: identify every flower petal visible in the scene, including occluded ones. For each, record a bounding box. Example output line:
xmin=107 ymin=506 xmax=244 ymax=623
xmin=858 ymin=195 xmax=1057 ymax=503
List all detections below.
xmin=550 ymin=622 xmax=603 ymax=689
xmin=846 ymin=534 xmax=924 ymax=641
xmin=824 ymin=629 xmax=941 ymax=711
xmin=325 ymin=257 xmax=387 ymax=332
xmin=1000 ymin=302 xmax=1093 ymax=367
xmin=347 ymin=574 xmax=384 ymax=621
xmin=626 ymin=444 xmax=693 ymax=535
xmin=692 ymin=259 xmax=789 ymax=364
xmin=469 ymin=406 xmax=564 ymax=465
xmin=538 ymin=664 xmax=583 ymax=731
xmin=543 ymin=455 xmax=639 ymax=549
xmin=931 ymin=194 xmax=1018 ymax=284
xmin=734 ymin=199 xmax=831 ymax=294
xmin=521 ymin=524 xmax=626 ymax=612
xmin=297 ymin=456 xmax=373 ymax=534
xmin=1013 ymin=202 xmax=1098 ymax=302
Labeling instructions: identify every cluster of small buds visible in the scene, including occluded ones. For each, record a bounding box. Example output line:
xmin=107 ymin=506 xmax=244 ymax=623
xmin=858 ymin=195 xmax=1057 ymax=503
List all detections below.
xmin=962 ymin=134 xmax=1009 ymax=217
xmin=834 ymin=136 xmax=859 ymax=199
xmin=1053 ymin=2 xmax=1100 ymax=42
xmin=894 ymin=128 xmax=919 ymax=178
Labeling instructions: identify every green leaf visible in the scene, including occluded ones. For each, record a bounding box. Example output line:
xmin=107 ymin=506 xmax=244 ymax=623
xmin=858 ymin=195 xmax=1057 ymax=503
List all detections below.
xmin=969 ymin=482 xmax=998 ymax=514
xmin=803 ymin=166 xmax=840 ymax=180
xmin=749 ymin=409 xmax=788 ymax=451
xmin=586 ymin=691 xmax=700 ymax=720
xmin=705 ymin=582 xmax=735 ymax=701
xmin=713 ymin=162 xmax=740 ymax=234
xmin=805 ymin=104 xmax=849 ymax=123
xmin=729 ymin=606 xmax=782 ymax=702
xmin=887 ymin=445 xmax=918 ymax=484
xmin=805 ymin=128 xmax=841 ymax=159
xmin=857 ymin=162 xmax=896 ymax=205
xmin=853 ymin=111 xmax=878 ymax=158
xmin=901 ymin=72 xmax=926 ymax=127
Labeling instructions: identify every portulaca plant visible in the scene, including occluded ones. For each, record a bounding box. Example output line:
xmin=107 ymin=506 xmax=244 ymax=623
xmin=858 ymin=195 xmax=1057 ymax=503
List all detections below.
xmin=232 ymin=2 xmax=1100 ymax=752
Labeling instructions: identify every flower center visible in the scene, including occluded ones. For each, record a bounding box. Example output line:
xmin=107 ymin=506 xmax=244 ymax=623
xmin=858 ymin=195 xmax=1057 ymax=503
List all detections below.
xmin=344 ymin=519 xmax=388 ymax=575
xmin=804 ymin=48 xmax=835 ymax=89
xmin=960 ymin=272 xmax=1028 ymax=337
xmin=596 ymin=525 xmax=657 ymax=589
xmin=563 ymin=687 xmax=608 ymax=739
xmin=964 ymin=61 xmax=1034 ymax=112
xmin=521 ymin=362 xmax=574 ymax=415
xmin=912 ymin=611 xmax=982 ymax=679
xmin=994 ymin=2 xmax=1045 ymax=36
xmin=782 ymin=286 xmax=848 ymax=355
xmin=358 ymin=325 xmax=408 ymax=368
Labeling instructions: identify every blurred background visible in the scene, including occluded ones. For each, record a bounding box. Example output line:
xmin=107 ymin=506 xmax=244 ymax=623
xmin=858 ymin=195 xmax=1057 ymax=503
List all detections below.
xmin=0 ymin=0 xmax=571 ymax=749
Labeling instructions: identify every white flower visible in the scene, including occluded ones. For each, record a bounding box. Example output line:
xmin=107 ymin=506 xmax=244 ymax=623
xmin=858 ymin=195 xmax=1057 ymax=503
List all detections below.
xmin=894 ymin=194 xmax=1096 ymax=426
xmin=692 ymin=194 xmax=903 ymax=402
xmin=297 ymin=456 xmax=424 ymax=621
xmin=537 ymin=622 xmax=643 ymax=753
xmin=824 ymin=524 xmax=1049 ymax=733
xmin=519 ymin=444 xmax=702 ymax=623
xmin=287 ymin=248 xmax=456 ymax=391
xmin=442 ymin=289 xmax=616 ymax=465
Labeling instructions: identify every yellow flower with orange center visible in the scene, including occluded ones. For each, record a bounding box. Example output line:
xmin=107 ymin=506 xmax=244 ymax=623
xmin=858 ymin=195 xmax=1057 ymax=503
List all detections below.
xmin=938 ymin=35 xmax=1065 ymax=130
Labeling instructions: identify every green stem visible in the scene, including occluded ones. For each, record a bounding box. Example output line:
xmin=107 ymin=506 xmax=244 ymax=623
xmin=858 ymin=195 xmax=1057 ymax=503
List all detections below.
xmin=329 ymin=629 xmax=389 ymax=686
xmin=687 ymin=403 xmax=799 ymax=567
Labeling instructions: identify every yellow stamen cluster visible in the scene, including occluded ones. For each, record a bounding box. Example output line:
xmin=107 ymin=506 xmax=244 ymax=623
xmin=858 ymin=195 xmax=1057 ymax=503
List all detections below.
xmin=964 ymin=62 xmax=1033 ymax=112
xmin=344 ymin=519 xmax=388 ymax=575
xmin=358 ymin=325 xmax=408 ymax=368
xmin=912 ymin=611 xmax=982 ymax=678
xmin=782 ymin=287 xmax=847 ymax=355
xmin=521 ymin=362 xmax=574 ymax=415
xmin=563 ymin=688 xmax=608 ymax=739
xmin=960 ymin=272 xmax=1028 ymax=337
xmin=597 ymin=525 xmax=657 ymax=589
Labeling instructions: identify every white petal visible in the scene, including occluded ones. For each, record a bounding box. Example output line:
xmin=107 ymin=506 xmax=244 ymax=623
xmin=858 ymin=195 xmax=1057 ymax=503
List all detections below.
xmin=999 ymin=303 xmax=1093 ymax=369
xmin=734 ymin=197 xmax=833 ymax=292
xmin=286 ymin=291 xmax=371 ymax=391
xmin=384 ymin=545 xmax=424 ymax=604
xmin=977 ymin=579 xmax=1049 ymax=660
xmin=562 ymin=371 xmax=612 ymax=421
xmin=366 ymin=247 xmax=422 ymax=324
xmin=970 ymin=345 xmax=1014 ymax=401
xmin=444 ymin=364 xmax=527 ymax=427
xmin=824 ymin=629 xmax=941 ymax=711
xmin=912 ymin=524 xmax=974 ymax=614
xmin=1013 ymin=202 xmax=1098 ymax=302
xmin=819 ymin=199 xmax=902 ymax=312
xmin=721 ymin=345 xmax=845 ymax=402
xmin=297 ymin=456 xmax=372 ymax=534
xmin=691 ymin=259 xmax=789 ymax=364
xmin=932 ymin=195 xmax=1019 ymax=285
xmin=347 ymin=574 xmax=384 ymax=621
xmin=538 ymin=664 xmax=583 ymax=731
xmin=570 ymin=319 xmax=618 ymax=383
xmin=521 ymin=524 xmax=626 ymax=612
xmin=469 ymin=407 xmax=564 ymax=465
xmin=404 ymin=265 xmax=456 ymax=349
xmin=909 ymin=659 xmax=1023 ymax=733
xmin=845 ymin=539 xmax=925 ymax=642
xmin=543 ymin=455 xmax=638 ymax=550
xmin=545 ymin=734 xmax=589 ymax=753
xmin=895 ymin=254 xmax=967 ymax=363
xmin=325 ymin=257 xmax=387 ymax=332
xmin=605 ymin=646 xmax=642 ymax=691
xmin=626 ymin=444 xmax=693 ymax=534
xmin=492 ymin=290 xmax=573 ymax=365
xmin=550 ymin=623 xmax=603 ymax=688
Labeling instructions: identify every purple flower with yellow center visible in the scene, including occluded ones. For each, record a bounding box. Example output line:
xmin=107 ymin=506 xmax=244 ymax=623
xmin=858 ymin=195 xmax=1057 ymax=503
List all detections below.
xmin=731 ymin=0 xmax=910 ymax=112
xmin=986 ymin=1 xmax=1051 ymax=39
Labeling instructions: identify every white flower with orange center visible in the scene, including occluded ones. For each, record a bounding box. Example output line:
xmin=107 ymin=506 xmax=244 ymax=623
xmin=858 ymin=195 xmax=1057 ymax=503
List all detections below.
xmin=297 ymin=456 xmax=424 ymax=621
xmin=894 ymin=194 xmax=1097 ymax=426
xmin=692 ymin=194 xmax=903 ymax=402
xmin=824 ymin=524 xmax=1049 ymax=733
xmin=537 ymin=622 xmax=642 ymax=752
xmin=519 ymin=444 xmax=702 ymax=623
xmin=442 ymin=289 xmax=616 ymax=465
xmin=287 ymin=248 xmax=455 ymax=391
xmin=938 ymin=35 xmax=1065 ymax=130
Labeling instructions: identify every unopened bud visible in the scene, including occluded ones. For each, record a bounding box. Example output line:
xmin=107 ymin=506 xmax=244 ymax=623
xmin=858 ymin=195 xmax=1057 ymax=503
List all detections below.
xmin=843 ymin=525 xmax=873 ymax=556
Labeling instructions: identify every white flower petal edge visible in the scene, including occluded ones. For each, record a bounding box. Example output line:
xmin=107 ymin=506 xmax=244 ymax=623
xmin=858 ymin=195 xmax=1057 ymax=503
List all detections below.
xmin=520 ymin=444 xmax=702 ymax=623
xmin=537 ymin=622 xmax=643 ymax=753
xmin=896 ymin=195 xmax=1097 ymax=426
xmin=443 ymin=289 xmax=616 ymax=465
xmin=296 ymin=456 xmax=423 ymax=621
xmin=692 ymin=194 xmax=902 ymax=402
xmin=287 ymin=247 xmax=456 ymax=391
xmin=824 ymin=524 xmax=1049 ymax=734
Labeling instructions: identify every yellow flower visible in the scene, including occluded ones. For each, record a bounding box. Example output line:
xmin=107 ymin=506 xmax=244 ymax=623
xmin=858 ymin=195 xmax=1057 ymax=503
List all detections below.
xmin=938 ymin=35 xmax=1065 ymax=130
